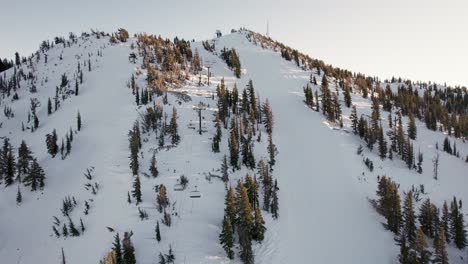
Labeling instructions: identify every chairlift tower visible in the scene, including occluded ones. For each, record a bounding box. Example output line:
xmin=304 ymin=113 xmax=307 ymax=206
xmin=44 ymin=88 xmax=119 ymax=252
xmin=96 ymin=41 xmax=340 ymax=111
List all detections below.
xmin=193 ymin=102 xmax=207 ymax=135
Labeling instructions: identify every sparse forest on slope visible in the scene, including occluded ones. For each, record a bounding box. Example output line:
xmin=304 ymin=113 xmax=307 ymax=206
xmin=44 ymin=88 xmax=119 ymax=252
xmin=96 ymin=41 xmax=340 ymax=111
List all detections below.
xmin=0 ymin=28 xmax=466 ymax=264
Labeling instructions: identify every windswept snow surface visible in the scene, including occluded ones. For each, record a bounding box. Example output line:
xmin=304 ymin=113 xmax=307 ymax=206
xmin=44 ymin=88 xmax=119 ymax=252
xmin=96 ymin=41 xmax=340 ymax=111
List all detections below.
xmin=0 ymin=31 xmax=467 ymax=264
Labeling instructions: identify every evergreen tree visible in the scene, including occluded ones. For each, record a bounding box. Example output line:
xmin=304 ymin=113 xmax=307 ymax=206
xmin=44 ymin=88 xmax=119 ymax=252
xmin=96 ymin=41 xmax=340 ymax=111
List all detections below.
xmin=122 ymin=232 xmax=136 ymax=264
xmin=62 ymin=223 xmax=68 ymax=237
xmin=252 ymin=207 xmax=266 ymax=241
xmin=77 ymin=111 xmax=82 ymax=131
xmin=212 ymin=113 xmax=222 ymax=153
xmin=451 ymin=197 xmax=467 ymax=249
xmin=225 ymin=186 xmax=237 ymax=232
xmin=169 ymin=107 xmax=180 ymax=145
xmin=402 ymin=191 xmax=417 ymax=243
xmin=132 ymin=175 xmax=142 ymax=204
xmin=267 ymin=134 xmax=277 ymax=169
xmin=157 ymin=184 xmax=169 ymax=213
xmin=237 ymin=182 xmax=254 ymax=264
xmin=17 ymin=140 xmax=32 ymax=176
xmin=16 ymin=185 xmax=22 ymax=204
xmin=47 ymin=98 xmax=52 ymax=115
xmin=75 ymin=79 xmax=79 ymax=96
xmin=149 ymin=152 xmax=158 ymax=178
xmin=68 ymin=217 xmax=80 ymax=236
xmin=262 ymin=99 xmax=274 ymax=135
xmin=80 ymin=218 xmax=85 ymax=232
xmin=112 ymin=233 xmax=123 ymax=264
xmin=350 ymin=105 xmax=358 ymax=134
xmin=23 ymin=158 xmax=45 ymax=191
xmin=228 ymin=119 xmax=239 ymax=169
xmin=221 ymin=155 xmax=229 ymax=183
xmin=412 ymin=228 xmax=431 ymax=264
xmin=408 ymin=113 xmax=417 ymax=140
xmin=4 ymin=142 xmax=16 ymax=186
xmin=441 ymin=201 xmax=451 ymax=243
xmin=433 ymin=228 xmax=449 ymax=264
xmin=219 ymin=215 xmax=234 ymax=259
xmin=418 ymin=198 xmax=435 ymax=238
xmin=270 ymin=179 xmax=279 ymax=219
xmin=155 ymin=221 xmax=161 ymax=242
xmin=378 ymin=127 xmax=387 ymax=160
xmin=343 ymin=85 xmax=352 ymax=107
xmin=128 ymin=127 xmax=139 ymax=176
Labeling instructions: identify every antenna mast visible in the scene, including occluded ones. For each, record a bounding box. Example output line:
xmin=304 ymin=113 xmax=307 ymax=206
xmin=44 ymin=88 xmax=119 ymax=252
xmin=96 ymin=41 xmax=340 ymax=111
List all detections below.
xmin=266 ymin=20 xmax=270 ymax=37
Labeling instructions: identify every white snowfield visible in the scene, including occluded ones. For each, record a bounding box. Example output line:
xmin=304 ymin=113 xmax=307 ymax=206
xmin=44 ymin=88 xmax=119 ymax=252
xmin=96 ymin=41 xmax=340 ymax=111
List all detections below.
xmin=0 ymin=30 xmax=466 ymax=264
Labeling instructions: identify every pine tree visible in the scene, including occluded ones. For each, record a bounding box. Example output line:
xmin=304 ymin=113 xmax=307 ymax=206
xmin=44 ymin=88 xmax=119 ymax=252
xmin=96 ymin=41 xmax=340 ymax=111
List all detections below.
xmin=127 ymin=191 xmax=131 ymax=204
xmin=157 ymin=184 xmax=169 ymax=213
xmin=237 ymin=181 xmax=254 ymax=264
xmin=16 ymin=185 xmax=22 ymax=204
xmin=169 ymin=107 xmax=180 ymax=145
xmin=75 ymin=79 xmax=79 ymax=96
xmin=225 ymin=186 xmax=237 ymax=232
xmin=343 ymin=85 xmax=352 ymax=107
xmin=433 ymin=228 xmax=449 ymax=264
xmin=80 ymin=218 xmax=85 ymax=232
xmin=17 ymin=140 xmax=32 ymax=176
xmin=441 ymin=201 xmax=450 ymax=243
xmin=113 ymin=233 xmax=123 ymax=264
xmin=4 ymin=143 xmax=16 ymax=186
xmin=378 ymin=127 xmax=387 ymax=160
xmin=398 ymin=235 xmax=411 ymax=264
xmin=219 ymin=215 xmax=234 ymax=259
xmin=252 ymin=207 xmax=266 ymax=241
xmin=350 ymin=105 xmax=358 ymax=134
xmin=149 ymin=152 xmax=158 ymax=178
xmin=62 ymin=223 xmax=68 ymax=237
xmin=23 ymin=158 xmax=45 ymax=191
xmin=228 ymin=119 xmax=239 ymax=169
xmin=221 ymin=155 xmax=229 ymax=182
xmin=68 ymin=217 xmax=80 ymax=236
xmin=77 ymin=111 xmax=82 ymax=131
xmin=155 ymin=221 xmax=161 ymax=242
xmin=418 ymin=198 xmax=435 ymax=238
xmin=267 ymin=133 xmax=277 ymax=168
xmin=48 ymin=97 xmax=52 ymax=115
xmin=66 ymin=134 xmax=71 ymax=155
xmin=122 ymin=232 xmax=136 ymax=264
xmin=132 ymin=175 xmax=142 ymax=204
xmin=412 ymin=228 xmax=431 ymax=264
xmin=402 ymin=191 xmax=416 ymax=243
xmin=129 ymin=127 xmax=139 ymax=176
xmin=408 ymin=113 xmax=417 ymax=140
xmin=212 ymin=113 xmax=222 ymax=153
xmin=271 ymin=179 xmax=279 ymax=219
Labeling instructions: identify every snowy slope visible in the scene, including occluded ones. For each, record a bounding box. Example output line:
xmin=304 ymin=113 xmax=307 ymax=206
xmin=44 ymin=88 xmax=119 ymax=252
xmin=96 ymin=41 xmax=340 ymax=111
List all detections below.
xmin=0 ymin=30 xmax=467 ymax=264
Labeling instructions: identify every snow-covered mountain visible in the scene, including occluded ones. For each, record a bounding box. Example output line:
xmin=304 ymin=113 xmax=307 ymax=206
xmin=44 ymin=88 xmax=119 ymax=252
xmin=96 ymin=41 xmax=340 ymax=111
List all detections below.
xmin=0 ymin=29 xmax=466 ymax=264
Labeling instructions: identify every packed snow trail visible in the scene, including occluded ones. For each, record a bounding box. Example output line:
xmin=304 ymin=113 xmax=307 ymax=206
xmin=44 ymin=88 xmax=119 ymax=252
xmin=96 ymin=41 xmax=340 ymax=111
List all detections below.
xmin=215 ymin=33 xmax=398 ymax=263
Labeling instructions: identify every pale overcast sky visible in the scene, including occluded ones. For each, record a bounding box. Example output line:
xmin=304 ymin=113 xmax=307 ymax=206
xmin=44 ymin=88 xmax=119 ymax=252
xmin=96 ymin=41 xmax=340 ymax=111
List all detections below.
xmin=2 ymin=0 xmax=467 ymax=86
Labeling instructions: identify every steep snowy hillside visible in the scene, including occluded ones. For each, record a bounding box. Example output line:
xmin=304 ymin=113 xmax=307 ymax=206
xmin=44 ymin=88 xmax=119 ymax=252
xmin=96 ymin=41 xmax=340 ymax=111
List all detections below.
xmin=0 ymin=29 xmax=466 ymax=264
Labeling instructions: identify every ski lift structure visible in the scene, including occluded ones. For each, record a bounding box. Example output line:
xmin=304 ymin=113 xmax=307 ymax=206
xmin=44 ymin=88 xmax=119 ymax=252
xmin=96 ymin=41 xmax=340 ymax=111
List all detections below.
xmin=189 ymin=185 xmax=201 ymax=198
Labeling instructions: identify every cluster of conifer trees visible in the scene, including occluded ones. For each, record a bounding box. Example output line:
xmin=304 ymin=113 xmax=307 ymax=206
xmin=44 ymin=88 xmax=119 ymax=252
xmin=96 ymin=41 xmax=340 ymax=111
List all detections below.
xmin=0 ymin=138 xmax=45 ymax=194
xmin=376 ymin=176 xmax=466 ymax=264
xmin=249 ymin=29 xmax=467 ymax=142
xmin=220 ymin=47 xmax=242 ymax=78
xmin=100 ymin=232 xmax=137 ymax=264
xmin=214 ymin=79 xmax=279 ymax=264
xmin=219 ymin=175 xmax=272 ymax=263
xmin=213 ymin=79 xmax=277 ymax=171
xmin=136 ymin=33 xmax=195 ymax=91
